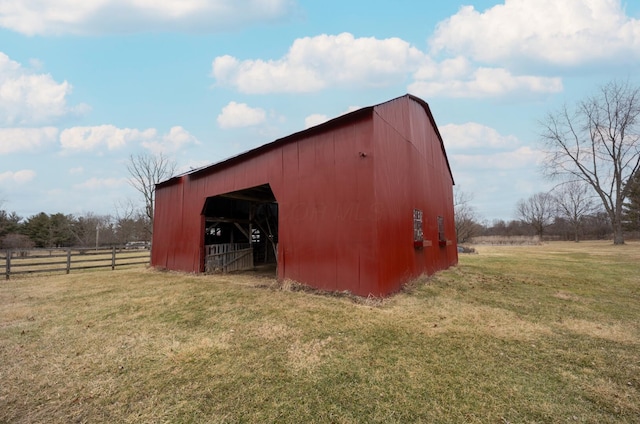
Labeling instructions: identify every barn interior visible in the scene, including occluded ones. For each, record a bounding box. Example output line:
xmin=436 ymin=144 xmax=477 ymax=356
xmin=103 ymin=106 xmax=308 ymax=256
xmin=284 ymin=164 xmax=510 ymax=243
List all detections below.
xmin=201 ymin=184 xmax=278 ymax=274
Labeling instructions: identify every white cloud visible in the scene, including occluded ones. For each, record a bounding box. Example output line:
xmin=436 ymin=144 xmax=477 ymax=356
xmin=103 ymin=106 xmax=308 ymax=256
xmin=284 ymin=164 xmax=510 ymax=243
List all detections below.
xmin=59 ymin=124 xmax=199 ymax=154
xmin=449 ymin=141 xmax=546 ymax=220
xmin=73 ymin=177 xmax=128 ymax=190
xmin=442 ymin=123 xmax=545 ymax=217
xmin=413 ymin=56 xmax=471 ymax=81
xmin=0 ymin=0 xmax=296 ymax=36
xmin=344 ymin=105 xmax=361 ymax=114
xmin=304 ymin=114 xmax=328 ymax=129
xmin=213 ymin=32 xmax=563 ymax=98
xmin=60 ymin=125 xmax=156 ymax=152
xmin=0 ymin=127 xmax=59 ymax=154
xmin=442 ymin=123 xmax=542 ymax=171
xmin=0 ymin=169 xmax=36 ymax=184
xmin=451 ymin=146 xmax=542 ymax=171
xmin=440 ymin=122 xmax=520 ymax=151
xmin=430 ymin=0 xmax=640 ymax=67
xmin=0 ymin=52 xmax=81 ymax=125
xmin=217 ymin=101 xmax=267 ymax=129
xmin=212 ymin=32 xmax=426 ymax=94
xmin=409 ymin=62 xmax=562 ymax=98
xmin=437 ymin=120 xmax=558 ymax=219
xmin=69 ymin=166 xmax=84 ymax=175
xmin=141 ymin=125 xmax=200 ymax=154
xmin=304 ymin=106 xmax=361 ymax=129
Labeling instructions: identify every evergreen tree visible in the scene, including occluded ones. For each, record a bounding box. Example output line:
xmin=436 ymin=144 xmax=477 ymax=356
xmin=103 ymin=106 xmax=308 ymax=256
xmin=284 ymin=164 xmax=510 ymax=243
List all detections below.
xmin=22 ymin=213 xmax=75 ymax=248
xmin=0 ymin=210 xmax=22 ymax=238
xmin=23 ymin=213 xmax=51 ymax=247
xmin=49 ymin=213 xmax=74 ymax=247
xmin=623 ymin=171 xmax=640 ymax=231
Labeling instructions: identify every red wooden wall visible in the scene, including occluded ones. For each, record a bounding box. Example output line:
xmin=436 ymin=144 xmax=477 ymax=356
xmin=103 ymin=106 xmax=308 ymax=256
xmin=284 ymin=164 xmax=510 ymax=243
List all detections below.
xmin=151 ymin=94 xmax=457 ymax=297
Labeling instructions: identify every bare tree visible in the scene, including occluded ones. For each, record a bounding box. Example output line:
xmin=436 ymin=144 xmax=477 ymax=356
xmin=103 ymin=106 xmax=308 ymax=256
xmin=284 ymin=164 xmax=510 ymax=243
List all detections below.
xmin=622 ymin=170 xmax=640 ymax=232
xmin=114 ymin=199 xmax=149 ymax=243
xmin=539 ymin=80 xmax=640 ymax=244
xmin=454 ymin=189 xmax=483 ymax=243
xmin=68 ymin=213 xmax=115 ymax=247
xmin=551 ymin=180 xmax=597 ymax=242
xmin=127 ymin=153 xmax=176 ymax=236
xmin=1 ymin=233 xmax=34 ymax=250
xmin=516 ymin=192 xmax=555 ymax=238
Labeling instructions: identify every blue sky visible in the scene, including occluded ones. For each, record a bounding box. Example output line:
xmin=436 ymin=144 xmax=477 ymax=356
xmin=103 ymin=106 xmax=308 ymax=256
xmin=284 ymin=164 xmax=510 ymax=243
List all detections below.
xmin=1 ymin=0 xmax=639 ymax=222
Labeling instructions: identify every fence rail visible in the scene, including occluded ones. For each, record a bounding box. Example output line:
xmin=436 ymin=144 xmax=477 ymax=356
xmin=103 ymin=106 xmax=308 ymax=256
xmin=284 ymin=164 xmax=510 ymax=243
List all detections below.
xmin=2 ymin=247 xmax=150 ymax=280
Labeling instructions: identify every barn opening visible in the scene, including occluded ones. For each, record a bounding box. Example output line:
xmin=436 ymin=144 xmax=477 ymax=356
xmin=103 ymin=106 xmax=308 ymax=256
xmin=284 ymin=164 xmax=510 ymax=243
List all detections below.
xmin=202 ymin=183 xmax=278 ymax=274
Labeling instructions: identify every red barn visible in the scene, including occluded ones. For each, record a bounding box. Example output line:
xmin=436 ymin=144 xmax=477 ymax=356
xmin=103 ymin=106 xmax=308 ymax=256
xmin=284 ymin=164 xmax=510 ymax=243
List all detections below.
xmin=151 ymin=94 xmax=457 ymax=297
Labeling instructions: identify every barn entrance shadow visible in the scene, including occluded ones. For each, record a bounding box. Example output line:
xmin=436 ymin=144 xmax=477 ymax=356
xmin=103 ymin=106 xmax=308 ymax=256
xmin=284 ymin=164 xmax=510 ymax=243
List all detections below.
xmin=202 ymin=184 xmax=278 ymax=275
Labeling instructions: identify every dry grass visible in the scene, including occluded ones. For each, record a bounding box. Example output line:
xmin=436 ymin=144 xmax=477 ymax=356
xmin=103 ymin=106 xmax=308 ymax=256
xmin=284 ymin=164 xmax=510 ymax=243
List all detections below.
xmin=1 ymin=241 xmax=639 ymax=423
xmin=471 ymin=235 xmax=541 ymax=245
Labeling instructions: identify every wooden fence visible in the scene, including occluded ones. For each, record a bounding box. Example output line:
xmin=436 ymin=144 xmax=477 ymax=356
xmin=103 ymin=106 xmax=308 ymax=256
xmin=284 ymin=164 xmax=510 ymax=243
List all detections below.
xmin=2 ymin=246 xmax=150 ymax=280
xmin=205 ymin=243 xmax=254 ymax=274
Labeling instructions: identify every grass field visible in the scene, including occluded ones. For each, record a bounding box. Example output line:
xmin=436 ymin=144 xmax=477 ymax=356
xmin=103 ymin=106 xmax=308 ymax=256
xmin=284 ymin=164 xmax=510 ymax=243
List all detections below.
xmin=1 ymin=241 xmax=639 ymax=423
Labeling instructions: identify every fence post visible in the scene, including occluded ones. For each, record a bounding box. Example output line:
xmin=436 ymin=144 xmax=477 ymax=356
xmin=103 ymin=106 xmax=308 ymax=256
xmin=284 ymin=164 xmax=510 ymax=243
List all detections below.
xmin=111 ymin=247 xmax=116 ymax=270
xmin=5 ymin=250 xmax=10 ymax=280
xmin=66 ymin=248 xmax=71 ymax=274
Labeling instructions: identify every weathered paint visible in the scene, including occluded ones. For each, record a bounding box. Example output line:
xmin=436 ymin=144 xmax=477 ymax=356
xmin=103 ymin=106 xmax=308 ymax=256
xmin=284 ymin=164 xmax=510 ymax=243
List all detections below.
xmin=151 ymin=94 xmax=458 ymax=297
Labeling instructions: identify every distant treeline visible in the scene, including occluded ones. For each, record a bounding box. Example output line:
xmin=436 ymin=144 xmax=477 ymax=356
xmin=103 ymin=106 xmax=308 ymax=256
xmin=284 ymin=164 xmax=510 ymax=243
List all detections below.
xmin=482 ymin=212 xmax=618 ymax=241
xmin=458 ymin=211 xmax=639 ymax=244
xmin=0 ymin=210 xmax=150 ymax=249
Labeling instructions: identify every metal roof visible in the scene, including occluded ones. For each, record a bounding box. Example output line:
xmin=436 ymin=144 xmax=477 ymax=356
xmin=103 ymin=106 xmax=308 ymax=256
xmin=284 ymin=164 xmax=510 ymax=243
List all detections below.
xmin=157 ymin=94 xmax=453 ymax=189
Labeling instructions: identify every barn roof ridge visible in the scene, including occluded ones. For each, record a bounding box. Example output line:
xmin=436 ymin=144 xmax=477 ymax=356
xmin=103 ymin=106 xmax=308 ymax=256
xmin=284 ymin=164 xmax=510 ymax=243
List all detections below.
xmin=405 ymin=94 xmax=454 ymax=185
xmin=158 ymin=94 xmax=452 ymax=188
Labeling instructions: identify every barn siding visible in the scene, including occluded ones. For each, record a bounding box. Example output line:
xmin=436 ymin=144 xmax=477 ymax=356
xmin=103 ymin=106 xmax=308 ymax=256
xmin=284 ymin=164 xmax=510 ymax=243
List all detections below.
xmin=278 ymin=118 xmax=375 ymax=293
xmin=371 ymin=96 xmax=457 ymax=295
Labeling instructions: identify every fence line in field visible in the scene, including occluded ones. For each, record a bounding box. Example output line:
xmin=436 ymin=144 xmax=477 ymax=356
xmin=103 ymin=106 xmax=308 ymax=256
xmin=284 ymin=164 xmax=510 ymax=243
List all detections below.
xmin=2 ymin=246 xmax=150 ymax=280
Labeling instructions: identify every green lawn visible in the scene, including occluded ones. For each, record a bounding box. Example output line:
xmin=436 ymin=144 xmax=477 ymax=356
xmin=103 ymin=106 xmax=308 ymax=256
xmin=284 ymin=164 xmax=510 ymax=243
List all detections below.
xmin=1 ymin=241 xmax=638 ymax=423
